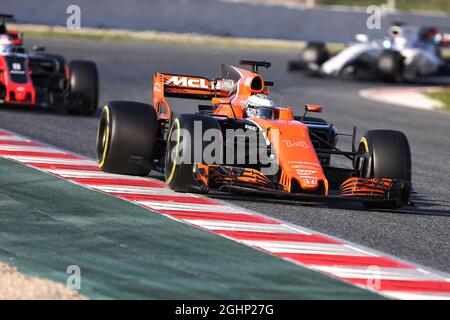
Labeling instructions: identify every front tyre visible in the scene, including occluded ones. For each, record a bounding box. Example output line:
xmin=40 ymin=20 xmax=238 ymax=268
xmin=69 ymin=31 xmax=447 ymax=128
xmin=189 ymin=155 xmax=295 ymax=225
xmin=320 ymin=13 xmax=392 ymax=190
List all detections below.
xmin=356 ymin=130 xmax=411 ymax=209
xmin=97 ymin=101 xmax=158 ymax=176
xmin=165 ymin=114 xmax=221 ymax=192
xmin=67 ymin=60 xmax=99 ymax=116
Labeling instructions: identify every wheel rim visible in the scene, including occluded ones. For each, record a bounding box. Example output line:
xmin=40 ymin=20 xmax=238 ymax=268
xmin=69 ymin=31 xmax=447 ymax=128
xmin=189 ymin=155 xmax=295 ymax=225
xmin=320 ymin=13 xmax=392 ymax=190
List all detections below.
xmin=165 ymin=119 xmax=181 ymax=184
xmin=96 ymin=106 xmax=110 ymax=167
xmin=356 ymin=138 xmax=371 ymax=178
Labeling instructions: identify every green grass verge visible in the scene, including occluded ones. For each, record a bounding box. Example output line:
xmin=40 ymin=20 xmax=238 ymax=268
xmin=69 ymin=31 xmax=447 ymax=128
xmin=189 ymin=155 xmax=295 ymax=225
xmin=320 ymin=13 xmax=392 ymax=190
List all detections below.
xmin=319 ymin=0 xmax=450 ymax=14
xmin=425 ymin=89 xmax=450 ymax=111
xmin=12 ymin=23 xmax=345 ymax=53
xmin=244 ymin=0 xmax=450 ymax=14
xmin=442 ymin=49 xmax=450 ymax=60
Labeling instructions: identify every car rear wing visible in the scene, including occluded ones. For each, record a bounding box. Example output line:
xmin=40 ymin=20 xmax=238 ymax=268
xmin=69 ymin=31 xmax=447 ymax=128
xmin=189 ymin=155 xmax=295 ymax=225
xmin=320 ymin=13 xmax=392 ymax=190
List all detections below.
xmin=154 ymin=72 xmax=214 ymax=99
xmin=0 ymin=14 xmax=14 ymax=23
xmin=153 ymin=72 xmax=219 ymax=120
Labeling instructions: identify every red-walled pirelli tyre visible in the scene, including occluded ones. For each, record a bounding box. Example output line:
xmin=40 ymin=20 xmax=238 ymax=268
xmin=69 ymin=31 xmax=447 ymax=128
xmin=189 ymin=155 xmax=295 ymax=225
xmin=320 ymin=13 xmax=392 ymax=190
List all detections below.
xmin=165 ymin=114 xmax=221 ymax=193
xmin=97 ymin=101 xmax=157 ymax=176
xmin=356 ymin=130 xmax=411 ymax=209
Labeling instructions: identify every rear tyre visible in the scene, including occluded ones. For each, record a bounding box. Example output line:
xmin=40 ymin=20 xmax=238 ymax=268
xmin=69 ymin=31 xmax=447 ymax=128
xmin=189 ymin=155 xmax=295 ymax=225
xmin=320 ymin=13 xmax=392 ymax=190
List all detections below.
xmin=302 ymin=42 xmax=330 ymax=66
xmin=67 ymin=60 xmax=99 ymax=115
xmin=288 ymin=42 xmax=329 ymax=73
xmin=356 ymin=130 xmax=411 ymax=209
xmin=97 ymin=101 xmax=158 ymax=176
xmin=165 ymin=114 xmax=221 ymax=192
xmin=378 ymin=50 xmax=404 ymax=83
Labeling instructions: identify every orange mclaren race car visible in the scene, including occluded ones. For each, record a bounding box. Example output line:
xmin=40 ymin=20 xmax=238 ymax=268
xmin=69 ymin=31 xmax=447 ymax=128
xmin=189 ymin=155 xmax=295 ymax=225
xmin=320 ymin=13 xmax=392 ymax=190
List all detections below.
xmin=96 ymin=60 xmax=412 ymax=208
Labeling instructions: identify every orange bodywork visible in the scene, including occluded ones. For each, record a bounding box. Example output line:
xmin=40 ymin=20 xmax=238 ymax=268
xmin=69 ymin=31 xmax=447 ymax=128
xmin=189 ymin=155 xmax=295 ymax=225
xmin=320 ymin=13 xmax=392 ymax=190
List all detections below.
xmin=340 ymin=177 xmax=395 ymax=198
xmin=249 ymin=118 xmax=328 ymax=195
xmin=152 ymin=65 xmax=328 ymax=195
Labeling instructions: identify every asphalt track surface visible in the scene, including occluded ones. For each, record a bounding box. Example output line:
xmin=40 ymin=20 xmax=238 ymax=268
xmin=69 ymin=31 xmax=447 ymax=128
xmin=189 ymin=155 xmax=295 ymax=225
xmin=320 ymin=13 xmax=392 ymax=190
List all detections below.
xmin=0 ymin=36 xmax=449 ymax=274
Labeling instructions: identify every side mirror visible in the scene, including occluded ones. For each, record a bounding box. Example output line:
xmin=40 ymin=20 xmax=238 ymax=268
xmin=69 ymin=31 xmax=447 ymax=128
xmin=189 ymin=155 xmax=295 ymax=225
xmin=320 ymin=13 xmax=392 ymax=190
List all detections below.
xmin=32 ymin=45 xmax=46 ymax=52
xmin=305 ymin=104 xmax=322 ymax=113
xmin=299 ymin=104 xmax=323 ymax=122
xmin=355 ymin=34 xmax=369 ymax=43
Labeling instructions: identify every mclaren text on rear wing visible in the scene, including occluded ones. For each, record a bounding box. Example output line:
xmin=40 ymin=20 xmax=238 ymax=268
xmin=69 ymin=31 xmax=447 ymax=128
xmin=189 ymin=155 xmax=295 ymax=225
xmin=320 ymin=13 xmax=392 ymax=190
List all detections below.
xmin=153 ymin=72 xmax=234 ymax=120
xmin=153 ymin=72 xmax=219 ymax=120
xmin=154 ymin=73 xmax=214 ymax=98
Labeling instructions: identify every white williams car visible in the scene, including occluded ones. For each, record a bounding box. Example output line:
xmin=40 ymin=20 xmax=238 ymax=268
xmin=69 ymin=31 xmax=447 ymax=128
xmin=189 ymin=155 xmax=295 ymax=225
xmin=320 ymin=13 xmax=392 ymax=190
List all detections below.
xmin=288 ymin=25 xmax=450 ymax=83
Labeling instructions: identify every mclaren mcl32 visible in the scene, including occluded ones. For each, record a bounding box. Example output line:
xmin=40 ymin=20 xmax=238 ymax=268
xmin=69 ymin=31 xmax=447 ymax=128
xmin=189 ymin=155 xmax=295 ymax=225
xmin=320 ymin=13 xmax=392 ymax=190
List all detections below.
xmin=96 ymin=60 xmax=413 ymax=209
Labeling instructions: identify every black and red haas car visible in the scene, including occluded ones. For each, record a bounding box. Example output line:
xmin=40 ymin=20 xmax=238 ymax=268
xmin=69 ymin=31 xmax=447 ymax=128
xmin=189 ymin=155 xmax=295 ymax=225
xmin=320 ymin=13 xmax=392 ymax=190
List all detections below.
xmin=0 ymin=14 xmax=98 ymax=115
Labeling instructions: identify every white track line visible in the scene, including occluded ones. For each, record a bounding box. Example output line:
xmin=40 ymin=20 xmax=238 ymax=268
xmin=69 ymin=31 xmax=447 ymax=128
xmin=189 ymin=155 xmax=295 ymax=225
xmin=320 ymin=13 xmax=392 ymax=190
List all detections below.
xmin=241 ymin=240 xmax=367 ymax=256
xmin=2 ymin=156 xmax=95 ymax=165
xmin=312 ymin=266 xmax=449 ymax=281
xmin=382 ymin=291 xmax=450 ymax=300
xmin=137 ymin=201 xmax=249 ymax=213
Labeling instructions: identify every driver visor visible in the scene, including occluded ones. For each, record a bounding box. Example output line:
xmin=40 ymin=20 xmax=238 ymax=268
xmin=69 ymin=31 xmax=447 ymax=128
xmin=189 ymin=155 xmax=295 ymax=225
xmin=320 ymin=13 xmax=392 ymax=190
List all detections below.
xmin=248 ymin=105 xmax=274 ymax=119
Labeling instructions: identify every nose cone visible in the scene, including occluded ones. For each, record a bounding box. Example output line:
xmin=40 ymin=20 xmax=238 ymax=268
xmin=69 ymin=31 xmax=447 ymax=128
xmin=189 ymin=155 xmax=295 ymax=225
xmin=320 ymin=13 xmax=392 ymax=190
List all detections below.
xmin=295 ymin=171 xmax=322 ymax=191
xmin=254 ymin=118 xmax=328 ymax=195
xmin=278 ymin=137 xmax=328 ymax=194
xmin=14 ymin=87 xmax=27 ymax=101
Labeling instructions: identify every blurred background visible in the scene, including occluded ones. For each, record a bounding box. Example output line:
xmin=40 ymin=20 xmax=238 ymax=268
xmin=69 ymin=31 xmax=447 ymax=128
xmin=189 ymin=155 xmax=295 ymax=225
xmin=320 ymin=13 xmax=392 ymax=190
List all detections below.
xmin=1 ymin=0 xmax=449 ymax=43
xmin=240 ymin=0 xmax=449 ymax=14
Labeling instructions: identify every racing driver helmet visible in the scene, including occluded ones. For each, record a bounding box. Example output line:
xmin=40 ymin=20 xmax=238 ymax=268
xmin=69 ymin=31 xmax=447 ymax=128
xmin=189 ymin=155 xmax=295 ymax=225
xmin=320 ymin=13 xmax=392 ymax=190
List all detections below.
xmin=0 ymin=34 xmax=23 ymax=54
xmin=0 ymin=34 xmax=13 ymax=53
xmin=245 ymin=94 xmax=275 ymax=119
